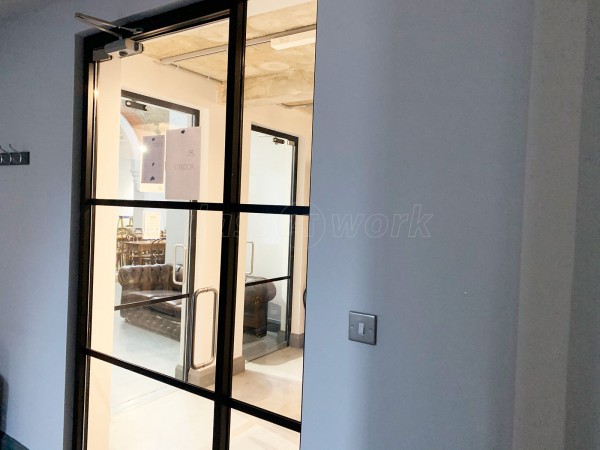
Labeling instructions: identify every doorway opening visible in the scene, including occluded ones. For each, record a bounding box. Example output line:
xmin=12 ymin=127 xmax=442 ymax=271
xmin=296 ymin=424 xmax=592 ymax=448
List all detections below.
xmin=243 ymin=125 xmax=299 ymax=362
xmin=74 ymin=1 xmax=317 ymax=449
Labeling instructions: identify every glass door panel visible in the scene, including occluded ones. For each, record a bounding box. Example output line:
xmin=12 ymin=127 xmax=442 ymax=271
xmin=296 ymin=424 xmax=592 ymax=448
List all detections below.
xmin=242 ymin=213 xmax=292 ymax=355
xmin=229 ymin=410 xmax=300 ymax=450
xmin=88 ymin=14 xmax=232 ymax=389
xmin=118 ymin=91 xmax=198 ymax=201
xmin=87 ymin=358 xmax=214 ymax=450
xmin=232 ymin=213 xmax=307 ymax=421
xmin=89 ymin=205 xmax=222 ymax=390
xmin=240 ymin=0 xmax=317 ymax=208
xmin=94 ymin=18 xmax=230 ymax=204
xmin=228 ymin=0 xmax=318 ymax=424
xmin=246 ymin=126 xmax=296 ymax=206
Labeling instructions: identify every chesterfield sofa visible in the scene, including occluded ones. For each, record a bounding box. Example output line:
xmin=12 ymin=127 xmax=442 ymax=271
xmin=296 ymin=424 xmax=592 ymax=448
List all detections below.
xmin=117 ymin=264 xmax=277 ymax=340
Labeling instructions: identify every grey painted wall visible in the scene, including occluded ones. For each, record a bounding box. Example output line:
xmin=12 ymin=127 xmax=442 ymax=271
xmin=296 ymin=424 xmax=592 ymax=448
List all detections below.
xmin=565 ymin=1 xmax=600 ymax=448
xmin=0 ymin=4 xmax=79 ymax=449
xmin=302 ymin=0 xmax=533 ymax=449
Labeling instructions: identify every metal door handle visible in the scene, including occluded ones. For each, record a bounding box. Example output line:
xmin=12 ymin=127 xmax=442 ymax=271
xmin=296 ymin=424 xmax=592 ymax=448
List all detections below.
xmin=245 ymin=241 xmax=255 ymax=275
xmin=183 ymin=287 xmax=219 ymax=378
xmin=172 ymin=244 xmax=187 ymax=286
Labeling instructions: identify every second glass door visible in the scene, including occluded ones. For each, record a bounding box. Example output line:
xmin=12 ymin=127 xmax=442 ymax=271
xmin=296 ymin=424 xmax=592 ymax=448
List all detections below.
xmin=242 ymin=126 xmax=298 ymax=361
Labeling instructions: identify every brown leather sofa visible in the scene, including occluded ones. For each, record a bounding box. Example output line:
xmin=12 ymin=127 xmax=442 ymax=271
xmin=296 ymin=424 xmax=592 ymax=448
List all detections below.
xmin=244 ymin=276 xmax=278 ymax=337
xmin=118 ymin=264 xmax=277 ymax=340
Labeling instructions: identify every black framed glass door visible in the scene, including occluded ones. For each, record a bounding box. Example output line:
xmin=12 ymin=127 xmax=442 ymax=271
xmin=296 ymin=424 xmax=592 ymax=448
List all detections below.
xmin=74 ymin=1 xmax=316 ymax=448
xmin=242 ymin=126 xmax=299 ymax=361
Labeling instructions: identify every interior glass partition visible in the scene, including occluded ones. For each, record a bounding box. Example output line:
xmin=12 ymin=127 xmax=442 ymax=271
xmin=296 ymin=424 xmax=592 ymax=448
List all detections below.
xmin=76 ymin=1 xmax=316 ymax=448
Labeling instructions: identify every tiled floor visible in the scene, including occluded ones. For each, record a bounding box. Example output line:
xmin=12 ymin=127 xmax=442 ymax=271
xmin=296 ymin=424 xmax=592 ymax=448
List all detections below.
xmin=106 ymin=383 xmax=300 ymax=450
xmin=104 ymin=321 xmax=303 ymax=449
xmin=232 ymin=347 xmax=303 ymax=420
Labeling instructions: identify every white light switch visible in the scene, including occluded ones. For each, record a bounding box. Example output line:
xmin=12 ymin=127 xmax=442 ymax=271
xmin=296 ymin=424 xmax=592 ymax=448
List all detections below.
xmin=358 ymin=322 xmax=365 ymax=335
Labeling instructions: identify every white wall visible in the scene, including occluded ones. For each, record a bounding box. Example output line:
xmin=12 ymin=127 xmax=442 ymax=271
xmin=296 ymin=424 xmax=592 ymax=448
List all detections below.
xmin=301 ymin=0 xmax=534 ymax=448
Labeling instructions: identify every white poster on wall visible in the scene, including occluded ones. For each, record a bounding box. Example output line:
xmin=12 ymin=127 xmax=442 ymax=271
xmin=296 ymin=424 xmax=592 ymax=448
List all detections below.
xmin=141 ymin=135 xmax=165 ymax=190
xmin=143 ymin=210 xmax=162 ymax=240
xmin=165 ymin=127 xmax=201 ymax=200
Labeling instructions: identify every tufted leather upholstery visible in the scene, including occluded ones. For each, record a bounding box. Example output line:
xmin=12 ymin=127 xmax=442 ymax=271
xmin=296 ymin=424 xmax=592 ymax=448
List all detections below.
xmin=118 ymin=264 xmax=183 ymax=339
xmin=118 ymin=264 xmax=180 ymax=293
xmin=117 ymin=264 xmax=277 ymax=340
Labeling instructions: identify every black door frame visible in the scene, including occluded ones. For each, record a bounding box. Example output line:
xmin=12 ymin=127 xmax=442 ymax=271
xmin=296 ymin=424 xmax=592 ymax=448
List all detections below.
xmin=72 ymin=1 xmax=311 ymax=449
xmin=246 ymin=124 xmax=300 ymax=345
xmin=120 ymin=89 xmax=201 ymax=309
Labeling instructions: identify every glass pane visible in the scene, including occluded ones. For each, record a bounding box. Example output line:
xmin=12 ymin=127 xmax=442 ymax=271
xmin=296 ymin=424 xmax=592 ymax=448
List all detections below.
xmin=246 ymin=127 xmax=296 ymax=205
xmin=94 ymin=18 xmax=229 ymax=203
xmin=87 ymin=358 xmax=214 ymax=450
xmin=232 ymin=213 xmax=308 ymax=420
xmin=246 ymin=213 xmax=291 ymax=279
xmin=90 ymin=206 xmax=222 ymax=390
xmin=240 ymin=0 xmax=317 ymax=207
xmin=243 ymin=279 xmax=289 ymax=360
xmin=230 ymin=410 xmax=300 ymax=450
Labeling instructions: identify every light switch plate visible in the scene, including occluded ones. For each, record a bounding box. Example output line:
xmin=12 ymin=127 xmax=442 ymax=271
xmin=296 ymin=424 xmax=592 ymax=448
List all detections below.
xmin=349 ymin=311 xmax=377 ymax=345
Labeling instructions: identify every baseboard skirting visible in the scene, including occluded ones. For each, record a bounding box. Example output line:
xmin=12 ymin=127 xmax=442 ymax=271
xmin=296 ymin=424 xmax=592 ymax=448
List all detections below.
xmin=289 ymin=332 xmax=304 ymax=348
xmin=176 ymin=356 xmax=246 ymax=389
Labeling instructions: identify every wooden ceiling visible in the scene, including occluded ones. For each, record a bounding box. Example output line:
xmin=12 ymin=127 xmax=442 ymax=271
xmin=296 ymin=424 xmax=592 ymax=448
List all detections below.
xmin=142 ymin=0 xmax=317 ymax=108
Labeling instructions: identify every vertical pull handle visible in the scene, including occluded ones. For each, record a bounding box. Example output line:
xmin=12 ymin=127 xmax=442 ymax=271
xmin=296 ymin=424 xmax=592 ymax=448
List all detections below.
xmin=183 ymin=287 xmax=219 ymax=378
xmin=172 ymin=244 xmax=187 ymax=286
xmin=245 ymin=241 xmax=255 ymax=275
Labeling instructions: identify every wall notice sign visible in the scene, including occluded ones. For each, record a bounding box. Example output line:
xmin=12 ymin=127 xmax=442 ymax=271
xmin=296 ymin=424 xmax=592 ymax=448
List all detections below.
xmin=141 ymin=135 xmax=165 ymax=185
xmin=165 ymin=127 xmax=201 ymax=200
xmin=143 ymin=210 xmax=162 ymax=240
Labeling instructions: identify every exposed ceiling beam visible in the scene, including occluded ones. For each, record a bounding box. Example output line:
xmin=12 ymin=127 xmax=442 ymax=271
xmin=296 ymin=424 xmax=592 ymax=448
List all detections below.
xmin=217 ymin=69 xmax=314 ymax=106
xmin=160 ymin=24 xmax=316 ymax=65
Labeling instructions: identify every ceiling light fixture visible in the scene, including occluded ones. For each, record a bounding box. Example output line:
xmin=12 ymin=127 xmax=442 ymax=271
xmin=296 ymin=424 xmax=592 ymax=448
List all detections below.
xmin=271 ymin=30 xmax=316 ymax=50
